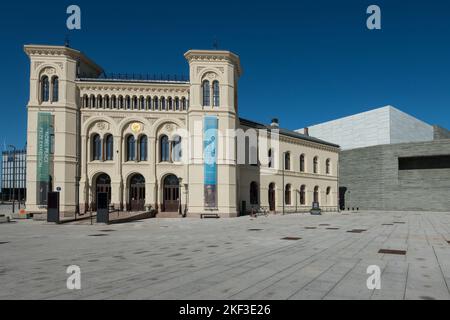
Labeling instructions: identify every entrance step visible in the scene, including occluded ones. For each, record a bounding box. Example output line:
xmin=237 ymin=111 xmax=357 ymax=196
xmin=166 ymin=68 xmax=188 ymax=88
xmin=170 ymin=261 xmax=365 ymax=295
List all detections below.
xmin=156 ymin=212 xmax=182 ymax=218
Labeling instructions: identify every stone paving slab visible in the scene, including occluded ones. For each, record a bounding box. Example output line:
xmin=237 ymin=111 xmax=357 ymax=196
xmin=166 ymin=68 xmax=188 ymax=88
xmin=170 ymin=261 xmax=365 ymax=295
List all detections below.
xmin=0 ymin=211 xmax=450 ymax=300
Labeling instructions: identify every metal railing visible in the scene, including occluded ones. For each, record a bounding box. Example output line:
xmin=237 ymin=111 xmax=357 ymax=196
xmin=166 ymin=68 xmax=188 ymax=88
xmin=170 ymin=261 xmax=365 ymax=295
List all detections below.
xmin=80 ymin=73 xmax=189 ymax=83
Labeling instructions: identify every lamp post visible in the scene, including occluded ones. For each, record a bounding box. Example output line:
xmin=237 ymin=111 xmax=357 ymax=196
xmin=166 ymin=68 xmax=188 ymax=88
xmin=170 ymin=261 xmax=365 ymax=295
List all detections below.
xmin=89 ymin=184 xmax=94 ymax=225
xmin=183 ymin=183 xmax=188 ymax=217
xmin=282 ymin=151 xmax=285 ymax=215
xmin=178 ymin=177 xmax=183 ymax=215
xmin=8 ymin=145 xmax=16 ymax=214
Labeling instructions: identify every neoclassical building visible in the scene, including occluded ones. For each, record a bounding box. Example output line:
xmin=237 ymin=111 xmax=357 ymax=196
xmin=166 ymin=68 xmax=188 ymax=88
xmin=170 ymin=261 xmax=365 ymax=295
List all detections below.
xmin=24 ymin=44 xmax=339 ymax=218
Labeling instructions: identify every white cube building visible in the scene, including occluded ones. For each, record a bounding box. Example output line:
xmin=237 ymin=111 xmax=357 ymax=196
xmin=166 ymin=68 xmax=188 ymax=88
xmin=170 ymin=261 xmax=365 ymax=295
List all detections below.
xmin=297 ymin=106 xmax=434 ymax=150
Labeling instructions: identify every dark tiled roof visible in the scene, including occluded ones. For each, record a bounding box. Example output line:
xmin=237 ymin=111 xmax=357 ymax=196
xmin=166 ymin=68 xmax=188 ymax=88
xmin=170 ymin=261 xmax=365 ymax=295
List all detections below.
xmin=239 ymin=118 xmax=340 ymax=148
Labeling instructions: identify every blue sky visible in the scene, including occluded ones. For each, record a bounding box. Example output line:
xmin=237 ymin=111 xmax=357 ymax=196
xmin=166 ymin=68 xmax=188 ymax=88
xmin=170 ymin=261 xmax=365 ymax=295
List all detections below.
xmin=0 ymin=0 xmax=450 ymax=150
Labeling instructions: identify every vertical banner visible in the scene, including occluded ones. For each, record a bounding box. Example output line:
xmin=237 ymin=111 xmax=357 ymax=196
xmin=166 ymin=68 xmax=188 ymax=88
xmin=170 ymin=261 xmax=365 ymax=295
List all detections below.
xmin=36 ymin=112 xmax=52 ymax=205
xmin=203 ymin=116 xmax=218 ymax=208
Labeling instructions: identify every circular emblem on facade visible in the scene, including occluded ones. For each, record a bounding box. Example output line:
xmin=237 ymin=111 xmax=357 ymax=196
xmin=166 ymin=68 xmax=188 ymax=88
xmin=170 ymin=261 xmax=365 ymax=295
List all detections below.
xmin=130 ymin=122 xmax=143 ymax=133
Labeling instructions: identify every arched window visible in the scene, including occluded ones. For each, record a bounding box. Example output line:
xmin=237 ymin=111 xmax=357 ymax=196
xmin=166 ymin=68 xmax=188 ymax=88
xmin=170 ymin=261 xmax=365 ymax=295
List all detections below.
xmin=139 ymin=96 xmax=145 ymax=110
xmin=153 ymin=97 xmax=158 ymax=110
xmin=250 ymin=146 xmax=258 ymax=166
xmin=313 ymin=156 xmax=319 ymax=174
xmin=90 ymin=95 xmax=96 ymax=108
xmin=83 ymin=95 xmax=88 ymax=108
xmin=250 ymin=182 xmax=258 ymax=205
xmin=268 ymin=148 xmax=274 ymax=168
xmin=285 ymin=184 xmax=291 ymax=205
xmin=111 ymin=96 xmax=117 ymax=109
xmin=300 ymin=154 xmax=305 ymax=172
xmin=212 ymin=80 xmax=220 ymax=107
xmin=202 ymin=80 xmax=210 ymax=106
xmin=326 ymin=159 xmax=331 ymax=174
xmin=139 ymin=135 xmax=148 ymax=161
xmin=51 ymin=76 xmax=59 ymax=102
xmin=126 ymin=96 xmax=131 ymax=109
xmin=161 ymin=97 xmax=166 ymax=110
xmin=300 ymin=185 xmax=306 ymax=205
xmin=126 ymin=135 xmax=136 ymax=161
xmin=97 ymin=95 xmax=102 ymax=108
xmin=146 ymin=97 xmax=151 ymax=110
xmin=168 ymin=97 xmax=173 ymax=110
xmin=105 ymin=135 xmax=114 ymax=161
xmin=284 ymin=152 xmax=291 ymax=170
xmin=326 ymin=187 xmax=331 ymax=205
xmin=160 ymin=135 xmax=170 ymax=162
xmin=175 ymin=97 xmax=180 ymax=110
xmin=244 ymin=136 xmax=257 ymax=165
xmin=105 ymin=96 xmax=110 ymax=109
xmin=314 ymin=186 xmax=319 ymax=203
xmin=133 ymin=96 xmax=138 ymax=109
xmin=181 ymin=97 xmax=187 ymax=110
xmin=41 ymin=76 xmax=49 ymax=102
xmin=118 ymin=96 xmax=124 ymax=109
xmin=92 ymin=134 xmax=102 ymax=161
xmin=172 ymin=136 xmax=182 ymax=162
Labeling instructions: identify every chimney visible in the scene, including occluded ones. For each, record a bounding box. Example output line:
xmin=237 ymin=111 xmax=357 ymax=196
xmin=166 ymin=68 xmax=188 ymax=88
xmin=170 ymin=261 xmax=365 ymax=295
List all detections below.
xmin=270 ymin=118 xmax=279 ymax=128
xmin=304 ymin=127 xmax=309 ymax=136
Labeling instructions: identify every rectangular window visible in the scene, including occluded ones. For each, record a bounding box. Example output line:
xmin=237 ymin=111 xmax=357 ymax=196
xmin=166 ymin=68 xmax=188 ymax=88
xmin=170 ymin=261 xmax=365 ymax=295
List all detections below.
xmin=398 ymin=155 xmax=450 ymax=170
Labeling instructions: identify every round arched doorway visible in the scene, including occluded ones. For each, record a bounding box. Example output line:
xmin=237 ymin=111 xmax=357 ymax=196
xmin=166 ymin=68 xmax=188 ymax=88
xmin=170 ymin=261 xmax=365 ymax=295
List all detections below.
xmin=94 ymin=173 xmax=111 ymax=211
xmin=268 ymin=183 xmax=276 ymax=212
xmin=129 ymin=174 xmax=145 ymax=211
xmin=163 ymin=174 xmax=180 ymax=212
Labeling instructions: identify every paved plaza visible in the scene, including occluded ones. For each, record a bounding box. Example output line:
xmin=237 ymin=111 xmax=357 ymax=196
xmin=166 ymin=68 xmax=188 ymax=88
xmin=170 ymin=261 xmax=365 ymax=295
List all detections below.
xmin=1 ymin=211 xmax=450 ymax=300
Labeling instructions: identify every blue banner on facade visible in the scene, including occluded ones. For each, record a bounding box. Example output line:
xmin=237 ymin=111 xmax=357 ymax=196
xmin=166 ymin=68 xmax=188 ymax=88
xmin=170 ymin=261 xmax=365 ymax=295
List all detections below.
xmin=203 ymin=116 xmax=218 ymax=208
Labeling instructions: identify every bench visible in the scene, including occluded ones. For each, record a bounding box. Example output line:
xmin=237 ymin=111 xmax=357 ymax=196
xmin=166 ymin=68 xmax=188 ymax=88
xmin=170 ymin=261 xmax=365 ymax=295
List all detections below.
xmin=0 ymin=214 xmax=11 ymax=223
xmin=200 ymin=213 xmax=220 ymax=219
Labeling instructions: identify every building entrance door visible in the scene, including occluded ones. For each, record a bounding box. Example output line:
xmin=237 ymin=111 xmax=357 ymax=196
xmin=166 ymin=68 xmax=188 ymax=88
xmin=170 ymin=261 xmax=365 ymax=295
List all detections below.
xmin=94 ymin=174 xmax=111 ymax=211
xmin=269 ymin=183 xmax=275 ymax=211
xmin=129 ymin=174 xmax=145 ymax=211
xmin=163 ymin=174 xmax=180 ymax=212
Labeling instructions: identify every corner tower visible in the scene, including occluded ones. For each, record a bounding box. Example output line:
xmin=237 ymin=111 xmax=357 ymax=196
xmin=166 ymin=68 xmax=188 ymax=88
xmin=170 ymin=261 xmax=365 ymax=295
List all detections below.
xmin=24 ymin=45 xmax=102 ymax=218
xmin=184 ymin=50 xmax=242 ymax=217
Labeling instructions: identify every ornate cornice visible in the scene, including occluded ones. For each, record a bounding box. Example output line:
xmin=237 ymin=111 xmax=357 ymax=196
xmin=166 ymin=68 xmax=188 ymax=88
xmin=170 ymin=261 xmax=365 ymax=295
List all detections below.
xmin=184 ymin=50 xmax=242 ymax=76
xmin=278 ymin=134 xmax=340 ymax=153
xmin=23 ymin=45 xmax=103 ymax=74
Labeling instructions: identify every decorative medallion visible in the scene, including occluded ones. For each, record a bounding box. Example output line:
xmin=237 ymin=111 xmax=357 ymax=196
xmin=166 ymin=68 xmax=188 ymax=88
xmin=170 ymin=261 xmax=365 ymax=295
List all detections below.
xmin=165 ymin=124 xmax=174 ymax=132
xmin=205 ymin=72 xmax=217 ymax=80
xmin=96 ymin=121 xmax=109 ymax=131
xmin=42 ymin=67 xmax=56 ymax=75
xmin=130 ymin=122 xmax=143 ymax=133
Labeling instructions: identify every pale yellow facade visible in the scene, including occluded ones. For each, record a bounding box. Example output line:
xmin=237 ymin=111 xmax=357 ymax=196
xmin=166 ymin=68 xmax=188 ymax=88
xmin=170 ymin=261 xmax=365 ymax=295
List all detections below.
xmin=24 ymin=45 xmax=339 ymax=218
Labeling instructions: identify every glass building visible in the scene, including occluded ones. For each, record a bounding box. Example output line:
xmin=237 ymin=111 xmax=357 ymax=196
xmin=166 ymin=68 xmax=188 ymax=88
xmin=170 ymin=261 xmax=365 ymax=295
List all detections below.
xmin=1 ymin=148 xmax=27 ymax=202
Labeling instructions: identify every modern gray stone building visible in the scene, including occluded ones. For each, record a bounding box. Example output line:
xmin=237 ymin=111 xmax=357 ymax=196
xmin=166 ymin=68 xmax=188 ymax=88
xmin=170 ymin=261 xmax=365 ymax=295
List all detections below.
xmin=339 ymin=139 xmax=450 ymax=212
xmin=298 ymin=106 xmax=450 ymax=212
